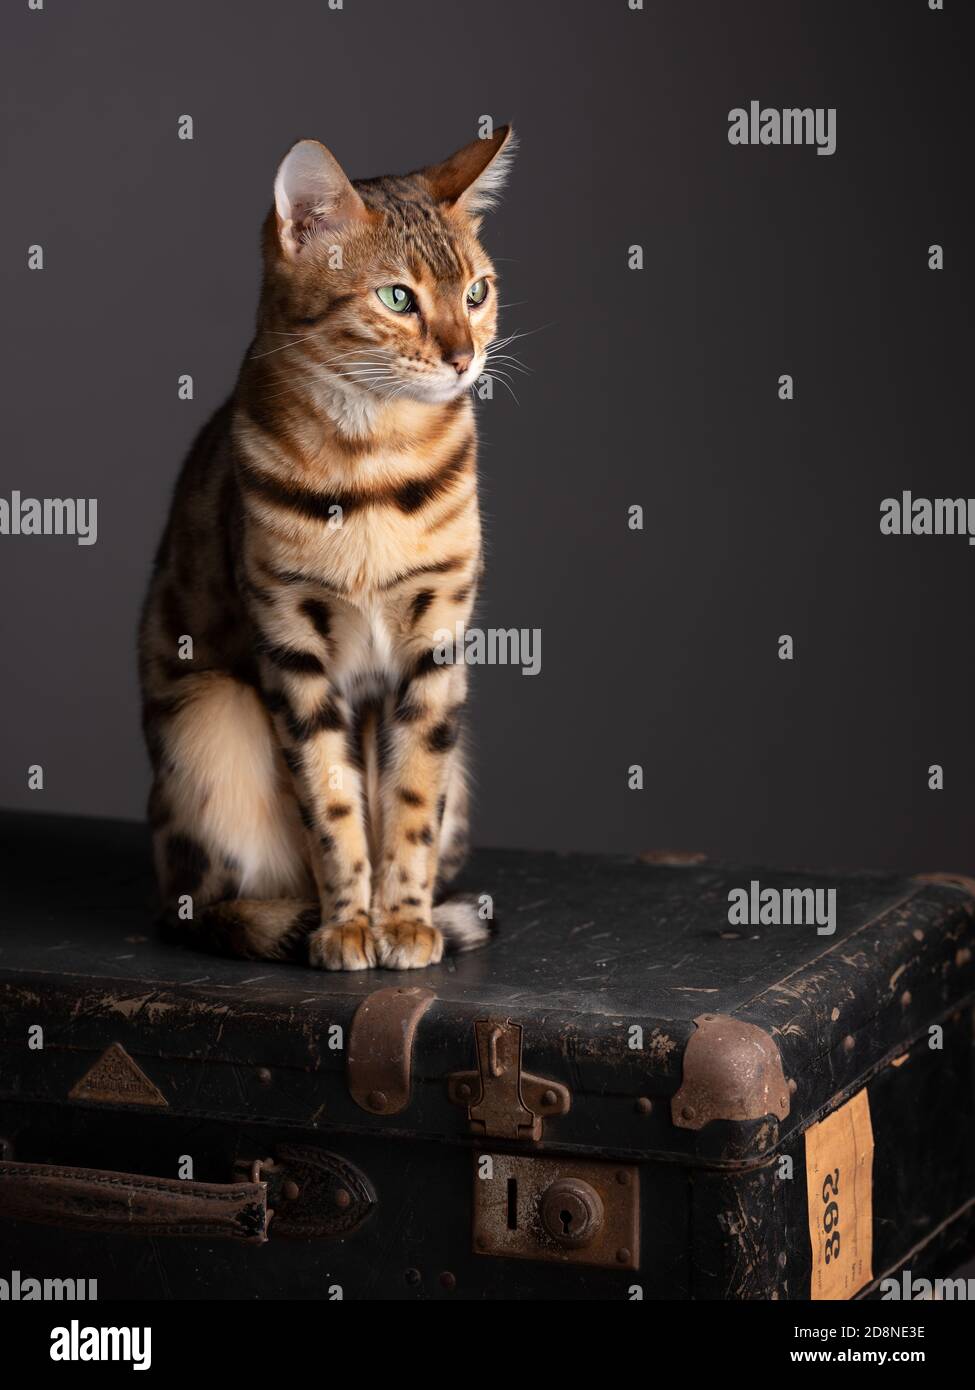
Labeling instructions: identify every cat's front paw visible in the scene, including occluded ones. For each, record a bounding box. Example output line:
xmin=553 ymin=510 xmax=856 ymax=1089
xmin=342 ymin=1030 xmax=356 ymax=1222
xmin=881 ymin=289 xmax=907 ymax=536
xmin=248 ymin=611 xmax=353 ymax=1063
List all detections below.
xmin=308 ymin=911 xmax=376 ymax=971
xmin=374 ymin=917 xmax=443 ymax=970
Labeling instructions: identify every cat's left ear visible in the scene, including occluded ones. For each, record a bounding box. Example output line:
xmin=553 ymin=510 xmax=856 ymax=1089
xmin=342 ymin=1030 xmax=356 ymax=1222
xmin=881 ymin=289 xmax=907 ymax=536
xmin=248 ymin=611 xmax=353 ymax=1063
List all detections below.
xmin=420 ymin=125 xmax=516 ymax=219
xmin=273 ymin=139 xmax=371 ymax=257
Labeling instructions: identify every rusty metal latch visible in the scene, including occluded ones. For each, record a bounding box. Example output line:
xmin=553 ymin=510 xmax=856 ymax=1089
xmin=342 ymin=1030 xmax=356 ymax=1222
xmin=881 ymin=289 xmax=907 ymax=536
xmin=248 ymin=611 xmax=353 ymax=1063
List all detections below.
xmin=447 ymin=1019 xmax=570 ymax=1141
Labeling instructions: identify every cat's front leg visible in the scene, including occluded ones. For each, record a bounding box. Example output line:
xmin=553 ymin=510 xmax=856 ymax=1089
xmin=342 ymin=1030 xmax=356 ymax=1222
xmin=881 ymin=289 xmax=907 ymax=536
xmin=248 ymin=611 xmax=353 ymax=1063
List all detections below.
xmin=373 ymin=645 xmax=469 ymax=969
xmin=259 ymin=651 xmax=375 ymax=970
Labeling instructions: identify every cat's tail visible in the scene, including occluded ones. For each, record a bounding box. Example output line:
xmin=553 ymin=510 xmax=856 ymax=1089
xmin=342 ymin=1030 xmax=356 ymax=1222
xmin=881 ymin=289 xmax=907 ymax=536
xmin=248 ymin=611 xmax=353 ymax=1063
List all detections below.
xmin=432 ymin=894 xmax=497 ymax=954
xmin=162 ymin=898 xmax=321 ymax=962
xmin=163 ymin=894 xmax=495 ymax=963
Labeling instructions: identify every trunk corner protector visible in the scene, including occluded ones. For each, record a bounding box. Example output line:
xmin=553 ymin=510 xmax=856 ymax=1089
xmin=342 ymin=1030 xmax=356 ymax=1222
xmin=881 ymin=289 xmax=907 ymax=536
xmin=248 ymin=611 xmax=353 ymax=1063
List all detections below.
xmin=671 ymin=1013 xmax=791 ymax=1131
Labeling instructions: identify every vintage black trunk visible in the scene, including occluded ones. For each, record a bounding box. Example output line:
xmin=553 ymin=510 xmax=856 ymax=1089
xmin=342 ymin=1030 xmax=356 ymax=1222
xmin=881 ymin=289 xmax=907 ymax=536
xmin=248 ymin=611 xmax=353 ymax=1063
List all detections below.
xmin=1 ymin=812 xmax=974 ymax=1300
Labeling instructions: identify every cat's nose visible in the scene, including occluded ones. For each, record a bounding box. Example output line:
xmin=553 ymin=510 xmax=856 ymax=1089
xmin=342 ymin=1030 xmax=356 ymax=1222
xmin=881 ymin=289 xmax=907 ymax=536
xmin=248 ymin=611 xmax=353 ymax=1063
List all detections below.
xmin=444 ymin=348 xmax=473 ymax=375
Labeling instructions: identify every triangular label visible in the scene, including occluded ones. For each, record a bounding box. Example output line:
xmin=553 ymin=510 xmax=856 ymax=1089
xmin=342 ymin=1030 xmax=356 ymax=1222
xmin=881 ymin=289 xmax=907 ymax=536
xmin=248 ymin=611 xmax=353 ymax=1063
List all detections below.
xmin=68 ymin=1042 xmax=168 ymax=1108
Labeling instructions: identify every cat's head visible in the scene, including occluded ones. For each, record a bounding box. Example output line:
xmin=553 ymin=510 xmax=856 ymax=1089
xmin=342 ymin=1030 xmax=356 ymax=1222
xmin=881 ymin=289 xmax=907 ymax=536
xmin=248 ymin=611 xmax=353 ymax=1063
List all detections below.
xmin=262 ymin=128 xmax=515 ymax=407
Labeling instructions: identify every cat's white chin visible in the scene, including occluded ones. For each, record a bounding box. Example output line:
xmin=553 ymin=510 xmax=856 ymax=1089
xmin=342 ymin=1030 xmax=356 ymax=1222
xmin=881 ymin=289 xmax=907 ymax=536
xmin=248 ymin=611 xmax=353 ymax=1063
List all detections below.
xmin=390 ymin=364 xmax=482 ymax=406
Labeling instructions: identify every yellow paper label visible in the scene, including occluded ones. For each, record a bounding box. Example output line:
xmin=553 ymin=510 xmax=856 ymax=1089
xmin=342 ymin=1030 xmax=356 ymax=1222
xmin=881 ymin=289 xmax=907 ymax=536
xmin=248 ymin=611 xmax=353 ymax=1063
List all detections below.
xmin=804 ymin=1088 xmax=874 ymax=1300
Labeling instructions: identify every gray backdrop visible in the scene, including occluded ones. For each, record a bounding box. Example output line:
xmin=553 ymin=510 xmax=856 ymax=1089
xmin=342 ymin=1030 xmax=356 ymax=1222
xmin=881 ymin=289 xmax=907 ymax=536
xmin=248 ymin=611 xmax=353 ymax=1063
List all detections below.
xmin=1 ymin=0 xmax=972 ymax=875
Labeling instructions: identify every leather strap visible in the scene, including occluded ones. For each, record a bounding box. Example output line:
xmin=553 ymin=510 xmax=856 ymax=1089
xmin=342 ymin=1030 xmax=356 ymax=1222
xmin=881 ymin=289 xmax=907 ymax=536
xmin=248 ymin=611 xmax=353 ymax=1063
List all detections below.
xmin=0 ymin=1160 xmax=268 ymax=1242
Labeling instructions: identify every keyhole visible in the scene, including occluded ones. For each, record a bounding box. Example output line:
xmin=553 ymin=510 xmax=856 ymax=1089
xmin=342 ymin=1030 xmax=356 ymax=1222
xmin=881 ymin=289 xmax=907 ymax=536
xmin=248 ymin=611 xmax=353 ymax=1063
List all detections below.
xmin=540 ymin=1179 xmax=603 ymax=1248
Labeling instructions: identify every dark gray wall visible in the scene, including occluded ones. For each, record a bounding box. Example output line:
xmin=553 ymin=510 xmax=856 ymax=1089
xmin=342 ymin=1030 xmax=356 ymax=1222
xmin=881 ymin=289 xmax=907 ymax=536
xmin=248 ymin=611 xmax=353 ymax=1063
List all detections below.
xmin=1 ymin=0 xmax=971 ymax=874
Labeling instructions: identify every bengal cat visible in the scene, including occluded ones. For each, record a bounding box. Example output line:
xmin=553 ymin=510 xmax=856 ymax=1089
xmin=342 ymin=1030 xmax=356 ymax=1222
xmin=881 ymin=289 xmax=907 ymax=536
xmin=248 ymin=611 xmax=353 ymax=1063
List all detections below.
xmin=138 ymin=128 xmax=515 ymax=969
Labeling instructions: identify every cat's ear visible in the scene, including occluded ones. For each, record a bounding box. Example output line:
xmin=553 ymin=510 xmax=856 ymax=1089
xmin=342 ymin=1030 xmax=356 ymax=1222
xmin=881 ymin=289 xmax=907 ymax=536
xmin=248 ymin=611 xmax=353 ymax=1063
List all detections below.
xmin=420 ymin=125 xmax=516 ymax=218
xmin=273 ymin=139 xmax=370 ymax=257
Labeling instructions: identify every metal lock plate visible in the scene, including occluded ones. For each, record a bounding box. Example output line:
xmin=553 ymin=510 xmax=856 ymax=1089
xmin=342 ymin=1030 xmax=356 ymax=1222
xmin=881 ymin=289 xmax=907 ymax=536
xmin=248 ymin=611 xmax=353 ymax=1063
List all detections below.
xmin=472 ymin=1153 xmax=639 ymax=1270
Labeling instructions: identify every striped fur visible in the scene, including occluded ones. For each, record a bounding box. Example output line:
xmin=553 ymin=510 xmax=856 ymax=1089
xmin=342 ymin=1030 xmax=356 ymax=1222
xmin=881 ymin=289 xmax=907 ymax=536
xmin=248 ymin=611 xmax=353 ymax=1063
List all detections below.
xmin=139 ymin=129 xmax=513 ymax=969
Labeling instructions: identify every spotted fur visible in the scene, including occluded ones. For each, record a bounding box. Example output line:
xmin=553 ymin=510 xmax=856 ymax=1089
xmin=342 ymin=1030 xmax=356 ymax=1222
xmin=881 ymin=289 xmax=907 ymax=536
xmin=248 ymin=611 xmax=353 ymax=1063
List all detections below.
xmin=139 ymin=129 xmax=514 ymax=969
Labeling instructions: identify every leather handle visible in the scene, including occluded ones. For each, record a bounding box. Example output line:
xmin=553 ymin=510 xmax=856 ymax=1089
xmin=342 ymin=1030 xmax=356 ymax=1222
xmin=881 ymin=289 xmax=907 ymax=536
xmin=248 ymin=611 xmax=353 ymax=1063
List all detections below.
xmin=0 ymin=1159 xmax=268 ymax=1243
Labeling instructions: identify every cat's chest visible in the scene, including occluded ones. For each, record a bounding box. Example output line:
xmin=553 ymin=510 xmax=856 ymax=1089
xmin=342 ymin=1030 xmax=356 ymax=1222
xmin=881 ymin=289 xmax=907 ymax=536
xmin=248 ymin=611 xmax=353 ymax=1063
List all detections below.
xmin=315 ymin=499 xmax=444 ymax=592
xmin=328 ymin=594 xmax=400 ymax=695
xmin=288 ymin=440 xmax=477 ymax=595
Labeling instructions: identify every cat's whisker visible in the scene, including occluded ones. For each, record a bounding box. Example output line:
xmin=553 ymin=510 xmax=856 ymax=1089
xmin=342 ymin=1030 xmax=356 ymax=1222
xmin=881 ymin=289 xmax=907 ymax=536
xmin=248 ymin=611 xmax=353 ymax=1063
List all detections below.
xmin=333 ymin=363 xmax=391 ymax=374
xmin=249 ymin=332 xmax=324 ymax=359
xmin=336 ymin=370 xmax=400 ymax=385
xmin=317 ymin=353 xmax=388 ymax=366
xmin=486 ymin=345 xmax=529 ymax=360
xmin=320 ymin=348 xmax=392 ymax=364
xmin=330 ymin=362 xmax=396 ymax=374
xmin=482 ymin=371 xmax=515 ymax=391
xmin=485 ymin=353 xmax=532 ymax=375
xmin=337 ymin=370 xmax=411 ymax=400
xmin=482 ymin=371 xmax=520 ymax=405
xmin=485 ymin=360 xmax=531 ymax=382
xmin=490 ymin=323 xmax=551 ymax=350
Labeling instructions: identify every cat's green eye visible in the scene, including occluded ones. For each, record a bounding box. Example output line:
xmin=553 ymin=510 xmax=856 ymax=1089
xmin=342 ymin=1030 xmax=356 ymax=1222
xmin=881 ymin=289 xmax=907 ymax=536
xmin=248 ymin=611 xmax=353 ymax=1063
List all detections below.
xmin=467 ymin=278 xmax=488 ymax=307
xmin=377 ymin=285 xmax=414 ymax=313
